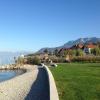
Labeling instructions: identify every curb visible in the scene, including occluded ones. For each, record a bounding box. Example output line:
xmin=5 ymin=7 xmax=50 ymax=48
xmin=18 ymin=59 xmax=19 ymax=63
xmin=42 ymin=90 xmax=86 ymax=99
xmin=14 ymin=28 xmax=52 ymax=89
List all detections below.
xmin=44 ymin=65 xmax=59 ymax=100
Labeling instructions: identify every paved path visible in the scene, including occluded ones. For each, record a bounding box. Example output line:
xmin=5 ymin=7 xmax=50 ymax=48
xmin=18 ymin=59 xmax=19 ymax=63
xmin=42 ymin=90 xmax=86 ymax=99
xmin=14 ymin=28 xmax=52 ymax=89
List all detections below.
xmin=25 ymin=67 xmax=50 ymax=100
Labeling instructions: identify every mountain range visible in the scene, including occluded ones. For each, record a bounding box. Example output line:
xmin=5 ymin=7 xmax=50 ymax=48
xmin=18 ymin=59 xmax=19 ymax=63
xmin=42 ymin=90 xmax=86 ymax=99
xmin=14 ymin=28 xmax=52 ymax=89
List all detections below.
xmin=38 ymin=37 xmax=100 ymax=53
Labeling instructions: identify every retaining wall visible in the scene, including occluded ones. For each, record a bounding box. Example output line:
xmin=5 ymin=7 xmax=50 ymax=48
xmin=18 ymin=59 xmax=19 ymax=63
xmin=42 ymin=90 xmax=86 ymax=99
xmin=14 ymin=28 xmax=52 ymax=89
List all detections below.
xmin=44 ymin=65 xmax=59 ymax=100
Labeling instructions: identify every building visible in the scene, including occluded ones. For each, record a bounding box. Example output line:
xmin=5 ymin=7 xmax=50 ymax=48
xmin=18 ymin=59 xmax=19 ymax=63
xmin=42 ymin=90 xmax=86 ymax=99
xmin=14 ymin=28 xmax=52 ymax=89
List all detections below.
xmin=70 ymin=44 xmax=84 ymax=50
xmin=58 ymin=43 xmax=96 ymax=56
xmin=84 ymin=43 xmax=96 ymax=54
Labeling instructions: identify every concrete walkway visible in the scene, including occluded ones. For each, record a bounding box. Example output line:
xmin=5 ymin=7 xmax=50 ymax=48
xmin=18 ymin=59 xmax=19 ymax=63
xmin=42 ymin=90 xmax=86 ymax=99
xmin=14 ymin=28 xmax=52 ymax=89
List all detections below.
xmin=25 ymin=67 xmax=50 ymax=100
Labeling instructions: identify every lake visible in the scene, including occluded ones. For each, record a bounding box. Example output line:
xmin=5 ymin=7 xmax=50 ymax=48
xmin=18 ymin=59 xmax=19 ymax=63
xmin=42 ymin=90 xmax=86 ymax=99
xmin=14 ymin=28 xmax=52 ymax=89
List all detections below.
xmin=0 ymin=52 xmax=29 ymax=82
xmin=0 ymin=69 xmax=25 ymax=82
xmin=0 ymin=52 xmax=30 ymax=65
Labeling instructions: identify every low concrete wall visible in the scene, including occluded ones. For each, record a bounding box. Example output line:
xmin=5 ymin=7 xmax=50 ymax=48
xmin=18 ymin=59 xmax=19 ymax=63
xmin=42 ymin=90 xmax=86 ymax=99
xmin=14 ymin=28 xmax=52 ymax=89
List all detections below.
xmin=44 ymin=65 xmax=59 ymax=100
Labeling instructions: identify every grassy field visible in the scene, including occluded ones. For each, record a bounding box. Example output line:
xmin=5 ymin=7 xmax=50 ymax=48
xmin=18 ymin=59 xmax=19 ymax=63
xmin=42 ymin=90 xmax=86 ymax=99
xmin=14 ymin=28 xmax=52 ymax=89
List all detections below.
xmin=50 ymin=63 xmax=100 ymax=100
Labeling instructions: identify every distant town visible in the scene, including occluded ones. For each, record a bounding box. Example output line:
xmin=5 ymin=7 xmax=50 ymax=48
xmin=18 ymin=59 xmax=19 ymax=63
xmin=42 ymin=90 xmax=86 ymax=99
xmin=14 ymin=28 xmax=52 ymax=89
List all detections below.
xmin=16 ymin=37 xmax=100 ymax=65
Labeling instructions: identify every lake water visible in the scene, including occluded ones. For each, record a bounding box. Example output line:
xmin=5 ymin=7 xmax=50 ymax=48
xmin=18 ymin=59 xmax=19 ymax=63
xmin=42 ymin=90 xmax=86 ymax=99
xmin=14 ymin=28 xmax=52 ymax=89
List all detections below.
xmin=0 ymin=69 xmax=25 ymax=82
xmin=0 ymin=53 xmax=20 ymax=65
xmin=0 ymin=52 xmax=29 ymax=65
xmin=0 ymin=52 xmax=29 ymax=82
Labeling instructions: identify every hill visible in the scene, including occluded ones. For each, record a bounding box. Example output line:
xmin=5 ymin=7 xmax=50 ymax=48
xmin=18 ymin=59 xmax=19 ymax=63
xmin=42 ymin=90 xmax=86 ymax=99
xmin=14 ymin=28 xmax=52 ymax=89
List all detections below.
xmin=38 ymin=37 xmax=100 ymax=53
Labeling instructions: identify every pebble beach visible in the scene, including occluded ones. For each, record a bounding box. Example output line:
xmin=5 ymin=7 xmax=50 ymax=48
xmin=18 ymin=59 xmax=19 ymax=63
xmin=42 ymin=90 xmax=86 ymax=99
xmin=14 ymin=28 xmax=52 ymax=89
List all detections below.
xmin=0 ymin=65 xmax=38 ymax=100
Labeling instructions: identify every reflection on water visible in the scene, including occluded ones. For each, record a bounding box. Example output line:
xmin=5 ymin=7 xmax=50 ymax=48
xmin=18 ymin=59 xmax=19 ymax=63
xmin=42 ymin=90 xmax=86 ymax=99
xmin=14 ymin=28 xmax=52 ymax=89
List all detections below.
xmin=0 ymin=69 xmax=25 ymax=82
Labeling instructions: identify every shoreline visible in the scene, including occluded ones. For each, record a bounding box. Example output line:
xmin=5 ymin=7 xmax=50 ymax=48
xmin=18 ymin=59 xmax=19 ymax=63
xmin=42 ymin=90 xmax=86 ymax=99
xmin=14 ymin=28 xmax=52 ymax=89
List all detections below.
xmin=0 ymin=64 xmax=21 ymax=70
xmin=0 ymin=64 xmax=39 ymax=100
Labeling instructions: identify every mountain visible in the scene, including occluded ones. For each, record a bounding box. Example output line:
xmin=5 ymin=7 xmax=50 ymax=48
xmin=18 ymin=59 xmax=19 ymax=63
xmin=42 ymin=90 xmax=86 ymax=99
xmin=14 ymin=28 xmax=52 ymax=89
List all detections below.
xmin=63 ymin=37 xmax=100 ymax=48
xmin=38 ymin=37 xmax=100 ymax=53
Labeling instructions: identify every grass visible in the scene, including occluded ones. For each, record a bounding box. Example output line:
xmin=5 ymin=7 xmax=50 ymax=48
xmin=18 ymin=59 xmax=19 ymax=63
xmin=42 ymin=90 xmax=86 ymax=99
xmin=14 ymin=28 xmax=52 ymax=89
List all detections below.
xmin=50 ymin=63 xmax=100 ymax=100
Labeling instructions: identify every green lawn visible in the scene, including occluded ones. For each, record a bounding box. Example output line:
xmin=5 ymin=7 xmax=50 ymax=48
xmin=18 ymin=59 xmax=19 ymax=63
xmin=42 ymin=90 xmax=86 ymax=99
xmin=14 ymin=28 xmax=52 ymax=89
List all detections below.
xmin=50 ymin=63 xmax=100 ymax=100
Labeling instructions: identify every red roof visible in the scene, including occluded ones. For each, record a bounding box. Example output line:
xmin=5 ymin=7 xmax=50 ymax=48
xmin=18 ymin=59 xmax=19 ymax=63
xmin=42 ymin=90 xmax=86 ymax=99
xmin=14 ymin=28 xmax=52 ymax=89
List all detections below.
xmin=70 ymin=44 xmax=84 ymax=49
xmin=86 ymin=44 xmax=95 ymax=48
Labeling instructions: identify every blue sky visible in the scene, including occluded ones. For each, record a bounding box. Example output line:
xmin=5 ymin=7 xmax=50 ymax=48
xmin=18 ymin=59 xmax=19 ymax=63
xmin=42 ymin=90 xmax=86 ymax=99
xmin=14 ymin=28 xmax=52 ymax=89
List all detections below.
xmin=0 ymin=0 xmax=100 ymax=52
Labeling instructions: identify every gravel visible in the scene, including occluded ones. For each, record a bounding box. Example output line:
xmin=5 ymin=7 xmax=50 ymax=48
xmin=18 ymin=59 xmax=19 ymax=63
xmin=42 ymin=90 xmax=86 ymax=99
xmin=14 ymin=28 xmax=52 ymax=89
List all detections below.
xmin=0 ymin=65 xmax=38 ymax=100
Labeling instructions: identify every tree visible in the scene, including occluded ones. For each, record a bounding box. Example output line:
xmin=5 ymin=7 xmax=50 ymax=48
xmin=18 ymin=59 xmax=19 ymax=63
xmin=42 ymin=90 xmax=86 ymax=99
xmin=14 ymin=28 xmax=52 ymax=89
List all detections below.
xmin=72 ymin=50 xmax=77 ymax=56
xmin=91 ymin=47 xmax=100 ymax=56
xmin=67 ymin=50 xmax=75 ymax=56
xmin=27 ymin=56 xmax=41 ymax=65
xmin=97 ymin=42 xmax=100 ymax=48
xmin=58 ymin=49 xmax=67 ymax=57
xmin=76 ymin=49 xmax=84 ymax=56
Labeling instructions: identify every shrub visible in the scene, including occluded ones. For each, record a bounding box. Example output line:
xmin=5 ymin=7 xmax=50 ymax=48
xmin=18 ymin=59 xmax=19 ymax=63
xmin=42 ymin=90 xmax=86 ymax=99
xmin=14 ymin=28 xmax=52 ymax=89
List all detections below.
xmin=27 ymin=56 xmax=41 ymax=65
xmin=76 ymin=49 xmax=84 ymax=56
xmin=71 ymin=56 xmax=100 ymax=63
xmin=91 ymin=47 xmax=100 ymax=56
xmin=17 ymin=57 xmax=24 ymax=64
xmin=50 ymin=57 xmax=66 ymax=63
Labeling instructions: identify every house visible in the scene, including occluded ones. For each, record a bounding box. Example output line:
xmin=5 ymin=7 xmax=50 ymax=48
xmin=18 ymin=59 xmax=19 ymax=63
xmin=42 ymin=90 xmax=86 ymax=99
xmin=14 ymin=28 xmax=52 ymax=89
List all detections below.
xmin=70 ymin=43 xmax=96 ymax=54
xmin=70 ymin=44 xmax=84 ymax=50
xmin=57 ymin=43 xmax=97 ymax=57
xmin=84 ymin=43 xmax=96 ymax=54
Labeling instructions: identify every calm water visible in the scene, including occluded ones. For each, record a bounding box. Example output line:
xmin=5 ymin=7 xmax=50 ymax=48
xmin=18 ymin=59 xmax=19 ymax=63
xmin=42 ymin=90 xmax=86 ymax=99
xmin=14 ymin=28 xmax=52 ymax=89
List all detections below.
xmin=0 ymin=52 xmax=28 ymax=82
xmin=0 ymin=52 xmax=30 ymax=65
xmin=0 ymin=69 xmax=25 ymax=82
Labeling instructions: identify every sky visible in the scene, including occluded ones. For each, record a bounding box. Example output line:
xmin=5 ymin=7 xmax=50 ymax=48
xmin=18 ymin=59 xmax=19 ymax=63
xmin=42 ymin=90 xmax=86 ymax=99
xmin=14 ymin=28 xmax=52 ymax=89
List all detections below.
xmin=0 ymin=0 xmax=100 ymax=52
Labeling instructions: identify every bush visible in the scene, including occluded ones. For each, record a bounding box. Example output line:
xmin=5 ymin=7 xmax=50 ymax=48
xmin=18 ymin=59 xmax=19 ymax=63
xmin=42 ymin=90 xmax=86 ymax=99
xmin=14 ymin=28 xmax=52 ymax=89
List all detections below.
xmin=50 ymin=57 xmax=66 ymax=63
xmin=71 ymin=56 xmax=100 ymax=63
xmin=16 ymin=57 xmax=24 ymax=64
xmin=91 ymin=47 xmax=100 ymax=56
xmin=27 ymin=56 xmax=41 ymax=65
xmin=76 ymin=49 xmax=84 ymax=56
